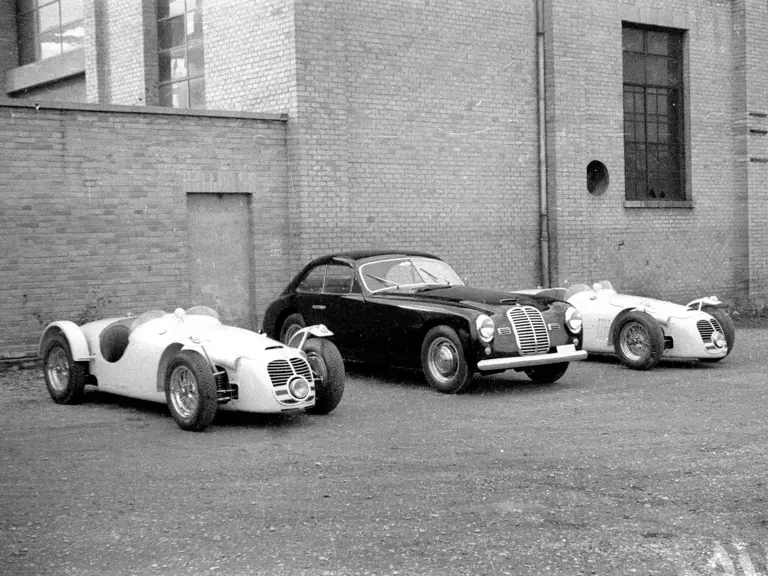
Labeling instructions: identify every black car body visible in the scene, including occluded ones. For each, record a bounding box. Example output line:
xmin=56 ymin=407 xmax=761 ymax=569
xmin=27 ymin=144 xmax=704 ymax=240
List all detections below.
xmin=263 ymin=251 xmax=586 ymax=393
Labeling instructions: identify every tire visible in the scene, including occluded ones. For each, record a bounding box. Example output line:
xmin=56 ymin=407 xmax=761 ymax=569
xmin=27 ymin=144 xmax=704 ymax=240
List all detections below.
xmin=304 ymin=339 xmax=345 ymax=415
xmin=164 ymin=351 xmax=218 ymax=431
xmin=524 ymin=362 xmax=569 ymax=384
xmin=700 ymin=305 xmax=736 ymax=362
xmin=420 ymin=326 xmax=472 ymax=394
xmin=280 ymin=313 xmax=306 ymax=346
xmin=42 ymin=333 xmax=87 ymax=404
xmin=613 ymin=311 xmax=665 ymax=370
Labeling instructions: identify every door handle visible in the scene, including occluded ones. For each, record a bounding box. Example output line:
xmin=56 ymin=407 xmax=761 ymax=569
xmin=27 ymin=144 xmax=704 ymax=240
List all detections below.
xmin=312 ymin=305 xmax=327 ymax=310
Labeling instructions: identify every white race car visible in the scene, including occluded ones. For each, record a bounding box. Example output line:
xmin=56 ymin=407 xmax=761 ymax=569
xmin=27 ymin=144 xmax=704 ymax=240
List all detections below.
xmin=522 ymin=282 xmax=735 ymax=370
xmin=39 ymin=307 xmax=345 ymax=431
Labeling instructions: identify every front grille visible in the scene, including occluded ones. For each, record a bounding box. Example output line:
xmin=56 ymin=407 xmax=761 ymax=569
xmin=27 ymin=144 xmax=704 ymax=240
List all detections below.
xmin=266 ymin=357 xmax=315 ymax=405
xmin=697 ymin=319 xmax=722 ymax=351
xmin=507 ymin=306 xmax=550 ymax=355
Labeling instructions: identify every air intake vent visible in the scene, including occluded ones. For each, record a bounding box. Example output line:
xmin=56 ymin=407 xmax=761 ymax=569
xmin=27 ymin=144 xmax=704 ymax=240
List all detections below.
xmin=506 ymin=306 xmax=550 ymax=355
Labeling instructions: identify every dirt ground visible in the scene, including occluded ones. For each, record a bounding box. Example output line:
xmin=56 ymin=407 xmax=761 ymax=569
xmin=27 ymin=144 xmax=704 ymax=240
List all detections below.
xmin=1 ymin=328 xmax=767 ymax=576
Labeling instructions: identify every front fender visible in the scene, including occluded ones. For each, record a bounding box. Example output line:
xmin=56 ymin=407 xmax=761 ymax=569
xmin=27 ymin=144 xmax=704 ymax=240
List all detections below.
xmin=686 ymin=295 xmax=723 ymax=311
xmin=287 ymin=324 xmax=334 ymax=350
xmin=39 ymin=321 xmax=91 ymax=361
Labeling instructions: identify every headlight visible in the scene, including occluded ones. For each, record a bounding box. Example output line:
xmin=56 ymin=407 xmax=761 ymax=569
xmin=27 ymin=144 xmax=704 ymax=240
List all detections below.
xmin=476 ymin=314 xmax=495 ymax=343
xmin=711 ymin=331 xmax=726 ymax=349
xmin=288 ymin=376 xmax=310 ymax=400
xmin=565 ymin=307 xmax=583 ymax=333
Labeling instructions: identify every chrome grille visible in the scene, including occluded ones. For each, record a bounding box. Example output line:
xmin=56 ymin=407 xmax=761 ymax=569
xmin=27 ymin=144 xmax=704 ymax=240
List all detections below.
xmin=266 ymin=356 xmax=315 ymax=406
xmin=697 ymin=319 xmax=722 ymax=351
xmin=506 ymin=306 xmax=550 ymax=355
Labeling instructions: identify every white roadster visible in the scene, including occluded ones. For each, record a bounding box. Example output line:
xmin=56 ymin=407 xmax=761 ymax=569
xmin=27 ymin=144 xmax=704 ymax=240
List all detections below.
xmin=521 ymin=282 xmax=735 ymax=370
xmin=39 ymin=307 xmax=345 ymax=431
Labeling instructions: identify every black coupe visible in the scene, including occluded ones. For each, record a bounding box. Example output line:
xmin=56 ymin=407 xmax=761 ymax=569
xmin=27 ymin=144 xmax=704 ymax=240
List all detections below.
xmin=263 ymin=251 xmax=586 ymax=393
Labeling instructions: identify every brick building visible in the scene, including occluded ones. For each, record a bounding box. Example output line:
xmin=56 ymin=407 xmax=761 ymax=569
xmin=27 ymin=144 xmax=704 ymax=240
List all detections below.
xmin=1 ymin=0 xmax=767 ymax=360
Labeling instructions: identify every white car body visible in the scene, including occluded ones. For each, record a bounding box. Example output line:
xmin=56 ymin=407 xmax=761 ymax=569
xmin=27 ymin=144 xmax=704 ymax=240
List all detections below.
xmin=518 ymin=282 xmax=732 ymax=365
xmin=39 ymin=307 xmax=344 ymax=428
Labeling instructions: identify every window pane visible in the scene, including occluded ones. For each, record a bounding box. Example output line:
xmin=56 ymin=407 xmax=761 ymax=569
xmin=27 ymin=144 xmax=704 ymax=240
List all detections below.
xmin=159 ymin=81 xmax=189 ymax=108
xmin=158 ymin=49 xmax=172 ymax=81
xmin=324 ymin=265 xmax=354 ymax=294
xmin=169 ymin=46 xmax=187 ymax=80
xmin=646 ymin=31 xmax=669 ymax=56
xmin=38 ymin=2 xmax=60 ymax=33
xmin=188 ymin=42 xmax=204 ymax=77
xmin=622 ymin=28 xmax=643 ymax=52
xmin=60 ymin=19 xmax=83 ymax=52
xmin=158 ymin=0 xmax=186 ymax=19
xmin=645 ymin=55 xmax=668 ymax=85
xmin=186 ymin=10 xmax=202 ymax=42
xmin=623 ymin=53 xmax=644 ymax=84
xmin=158 ymin=16 xmax=185 ymax=50
xmin=60 ymin=0 xmax=82 ymax=24
xmin=39 ymin=29 xmax=62 ymax=59
xmin=189 ymin=77 xmax=205 ymax=109
xmin=298 ymin=266 xmax=325 ymax=293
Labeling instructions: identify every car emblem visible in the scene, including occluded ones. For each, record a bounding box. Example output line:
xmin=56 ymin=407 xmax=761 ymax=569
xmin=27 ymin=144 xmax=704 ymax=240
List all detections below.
xmin=548 ymin=324 xmax=560 ymax=331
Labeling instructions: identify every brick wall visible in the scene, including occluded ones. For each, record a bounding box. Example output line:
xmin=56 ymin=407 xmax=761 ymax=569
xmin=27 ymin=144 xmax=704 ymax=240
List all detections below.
xmin=0 ymin=100 xmax=290 ymax=360
xmin=546 ymin=0 xmax=750 ymax=303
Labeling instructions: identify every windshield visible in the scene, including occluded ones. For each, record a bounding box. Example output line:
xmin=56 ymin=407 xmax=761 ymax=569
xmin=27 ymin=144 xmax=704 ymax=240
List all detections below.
xmin=360 ymin=257 xmax=465 ymax=293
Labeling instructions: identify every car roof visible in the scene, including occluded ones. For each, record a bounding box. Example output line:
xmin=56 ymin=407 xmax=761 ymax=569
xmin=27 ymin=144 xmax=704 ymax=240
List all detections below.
xmin=310 ymin=250 xmax=442 ymax=265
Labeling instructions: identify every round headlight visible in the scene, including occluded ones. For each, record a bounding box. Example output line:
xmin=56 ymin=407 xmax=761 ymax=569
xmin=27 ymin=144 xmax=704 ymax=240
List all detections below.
xmin=711 ymin=331 xmax=726 ymax=349
xmin=288 ymin=376 xmax=310 ymax=400
xmin=476 ymin=314 xmax=495 ymax=343
xmin=565 ymin=307 xmax=583 ymax=333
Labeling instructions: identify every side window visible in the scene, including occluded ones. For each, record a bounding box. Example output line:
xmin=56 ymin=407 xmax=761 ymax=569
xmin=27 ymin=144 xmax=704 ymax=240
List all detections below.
xmin=297 ymin=265 xmax=325 ymax=293
xmin=323 ymin=264 xmax=354 ymax=295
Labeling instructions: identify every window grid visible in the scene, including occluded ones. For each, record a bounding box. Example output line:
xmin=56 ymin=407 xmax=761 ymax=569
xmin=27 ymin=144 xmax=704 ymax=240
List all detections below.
xmin=157 ymin=0 xmax=205 ymax=109
xmin=622 ymin=25 xmax=685 ymax=201
xmin=16 ymin=0 xmax=84 ymax=66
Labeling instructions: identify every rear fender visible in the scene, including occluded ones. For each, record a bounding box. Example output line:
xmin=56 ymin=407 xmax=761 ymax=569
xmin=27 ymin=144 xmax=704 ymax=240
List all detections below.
xmin=39 ymin=321 xmax=91 ymax=361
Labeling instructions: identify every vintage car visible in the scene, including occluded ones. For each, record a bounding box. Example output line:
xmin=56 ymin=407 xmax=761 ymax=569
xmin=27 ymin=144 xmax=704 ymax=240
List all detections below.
xmin=262 ymin=251 xmax=587 ymax=394
xmin=520 ymin=281 xmax=735 ymax=370
xmin=39 ymin=306 xmax=345 ymax=431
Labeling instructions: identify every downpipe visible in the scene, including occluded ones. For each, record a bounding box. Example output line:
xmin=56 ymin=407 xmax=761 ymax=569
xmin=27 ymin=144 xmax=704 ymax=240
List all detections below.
xmin=536 ymin=0 xmax=550 ymax=288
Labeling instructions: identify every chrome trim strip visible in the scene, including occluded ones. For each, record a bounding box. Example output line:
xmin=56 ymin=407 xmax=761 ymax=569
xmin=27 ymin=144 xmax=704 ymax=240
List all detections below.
xmin=476 ymin=345 xmax=587 ymax=372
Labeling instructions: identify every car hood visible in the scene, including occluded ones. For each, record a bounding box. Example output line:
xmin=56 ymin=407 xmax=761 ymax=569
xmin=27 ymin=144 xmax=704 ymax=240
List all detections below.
xmin=386 ymin=285 xmax=553 ymax=313
xmin=196 ymin=324 xmax=293 ymax=362
xmin=606 ymin=293 xmax=694 ymax=317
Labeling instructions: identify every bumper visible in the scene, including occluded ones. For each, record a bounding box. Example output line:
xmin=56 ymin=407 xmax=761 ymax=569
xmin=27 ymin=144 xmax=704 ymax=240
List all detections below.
xmin=476 ymin=344 xmax=587 ymax=372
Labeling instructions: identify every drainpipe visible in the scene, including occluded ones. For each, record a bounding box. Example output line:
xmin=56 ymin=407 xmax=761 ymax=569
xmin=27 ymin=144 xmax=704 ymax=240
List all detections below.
xmin=535 ymin=0 xmax=550 ymax=288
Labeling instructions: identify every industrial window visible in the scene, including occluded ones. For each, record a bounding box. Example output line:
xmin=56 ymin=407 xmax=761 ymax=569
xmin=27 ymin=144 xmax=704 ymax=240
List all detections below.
xmin=16 ymin=0 xmax=83 ymax=65
xmin=157 ymin=0 xmax=205 ymax=109
xmin=623 ymin=24 xmax=685 ymax=201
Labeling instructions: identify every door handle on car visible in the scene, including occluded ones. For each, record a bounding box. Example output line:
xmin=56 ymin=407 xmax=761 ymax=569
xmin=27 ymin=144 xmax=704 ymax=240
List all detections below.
xmin=312 ymin=305 xmax=326 ymax=310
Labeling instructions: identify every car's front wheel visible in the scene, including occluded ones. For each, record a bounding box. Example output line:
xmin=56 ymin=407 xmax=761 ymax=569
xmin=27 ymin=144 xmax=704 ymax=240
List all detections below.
xmin=614 ymin=311 xmax=664 ymax=370
xmin=164 ymin=351 xmax=218 ymax=431
xmin=524 ymin=362 xmax=569 ymax=384
xmin=421 ymin=326 xmax=472 ymax=394
xmin=42 ymin=333 xmax=86 ymax=404
xmin=304 ymin=339 xmax=345 ymax=415
xmin=700 ymin=305 xmax=736 ymax=361
xmin=280 ymin=313 xmax=306 ymax=346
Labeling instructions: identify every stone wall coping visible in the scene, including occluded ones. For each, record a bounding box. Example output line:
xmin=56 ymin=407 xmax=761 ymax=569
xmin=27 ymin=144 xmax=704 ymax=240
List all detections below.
xmin=0 ymin=97 xmax=288 ymax=122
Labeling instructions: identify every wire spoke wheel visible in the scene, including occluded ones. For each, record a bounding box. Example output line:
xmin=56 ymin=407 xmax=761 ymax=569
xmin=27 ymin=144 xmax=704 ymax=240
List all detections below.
xmin=169 ymin=365 xmax=199 ymax=420
xmin=619 ymin=322 xmax=652 ymax=362
xmin=45 ymin=346 xmax=70 ymax=393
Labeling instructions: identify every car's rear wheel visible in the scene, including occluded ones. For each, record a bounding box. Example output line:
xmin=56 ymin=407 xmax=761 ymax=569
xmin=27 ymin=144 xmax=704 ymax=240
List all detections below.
xmin=280 ymin=313 xmax=306 ymax=346
xmin=614 ymin=311 xmax=664 ymax=370
xmin=524 ymin=362 xmax=569 ymax=384
xmin=304 ymin=339 xmax=345 ymax=415
xmin=164 ymin=351 xmax=217 ymax=431
xmin=42 ymin=334 xmax=86 ymax=404
xmin=421 ymin=326 xmax=472 ymax=394
xmin=700 ymin=305 xmax=735 ymax=362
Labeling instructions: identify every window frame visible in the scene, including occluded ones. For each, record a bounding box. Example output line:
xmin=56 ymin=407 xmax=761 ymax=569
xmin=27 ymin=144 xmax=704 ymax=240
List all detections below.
xmin=157 ymin=0 xmax=205 ymax=109
xmin=622 ymin=23 xmax=690 ymax=207
xmin=16 ymin=0 xmax=84 ymax=66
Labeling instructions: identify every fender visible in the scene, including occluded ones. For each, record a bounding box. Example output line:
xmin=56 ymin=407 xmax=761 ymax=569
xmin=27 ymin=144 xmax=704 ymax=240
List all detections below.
xmin=287 ymin=324 xmax=334 ymax=350
xmin=39 ymin=321 xmax=91 ymax=361
xmin=685 ymin=295 xmax=722 ymax=311
xmin=609 ymin=308 xmax=665 ymax=346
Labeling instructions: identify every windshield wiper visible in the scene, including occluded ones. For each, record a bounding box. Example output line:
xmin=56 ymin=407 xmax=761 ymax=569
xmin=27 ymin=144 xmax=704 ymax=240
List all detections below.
xmin=365 ymin=273 xmax=401 ymax=291
xmin=419 ymin=268 xmax=450 ymax=286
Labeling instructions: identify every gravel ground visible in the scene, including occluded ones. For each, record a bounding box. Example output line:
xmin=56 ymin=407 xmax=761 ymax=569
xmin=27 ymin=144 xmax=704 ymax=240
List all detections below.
xmin=1 ymin=328 xmax=767 ymax=576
